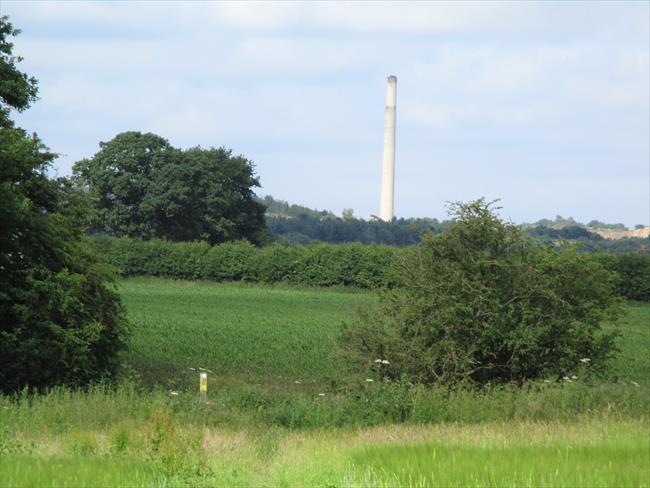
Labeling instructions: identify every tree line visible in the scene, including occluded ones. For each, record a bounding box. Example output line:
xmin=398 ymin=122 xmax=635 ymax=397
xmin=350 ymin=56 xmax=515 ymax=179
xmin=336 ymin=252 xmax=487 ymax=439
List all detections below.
xmin=262 ymin=198 xmax=648 ymax=253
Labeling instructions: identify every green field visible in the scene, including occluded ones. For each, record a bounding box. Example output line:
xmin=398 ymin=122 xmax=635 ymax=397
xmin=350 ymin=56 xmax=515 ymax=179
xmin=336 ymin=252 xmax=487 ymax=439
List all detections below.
xmin=120 ymin=278 xmax=370 ymax=383
xmin=1 ymin=278 xmax=648 ymax=487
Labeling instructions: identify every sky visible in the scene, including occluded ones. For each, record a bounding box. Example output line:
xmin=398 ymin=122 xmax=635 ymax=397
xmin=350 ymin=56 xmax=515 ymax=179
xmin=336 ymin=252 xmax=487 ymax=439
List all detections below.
xmin=2 ymin=1 xmax=649 ymax=226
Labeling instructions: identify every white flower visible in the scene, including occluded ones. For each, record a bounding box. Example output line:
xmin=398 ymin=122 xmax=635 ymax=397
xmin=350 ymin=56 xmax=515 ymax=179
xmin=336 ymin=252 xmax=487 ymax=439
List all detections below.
xmin=382 ymin=360 xmax=390 ymax=365
xmin=365 ymin=378 xmax=374 ymax=383
xmin=579 ymin=358 xmax=591 ymax=364
xmin=170 ymin=391 xmax=179 ymax=396
xmin=543 ymin=380 xmax=551 ymax=383
xmin=374 ymin=359 xmax=383 ymax=363
xmin=189 ymin=367 xmax=196 ymax=371
xmin=294 ymin=380 xmax=301 ymax=384
xmin=571 ymin=375 xmax=578 ymax=380
xmin=631 ymin=381 xmax=640 ymax=387
xmin=318 ymin=393 xmax=325 ymax=396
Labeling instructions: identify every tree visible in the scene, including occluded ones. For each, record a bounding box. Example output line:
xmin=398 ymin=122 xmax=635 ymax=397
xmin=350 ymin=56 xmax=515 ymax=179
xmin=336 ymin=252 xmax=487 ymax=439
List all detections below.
xmin=0 ymin=16 xmax=128 ymax=393
xmin=339 ymin=200 xmax=622 ymax=386
xmin=0 ymin=17 xmax=37 ymax=128
xmin=342 ymin=208 xmax=355 ymax=221
xmin=73 ymin=132 xmax=268 ymax=245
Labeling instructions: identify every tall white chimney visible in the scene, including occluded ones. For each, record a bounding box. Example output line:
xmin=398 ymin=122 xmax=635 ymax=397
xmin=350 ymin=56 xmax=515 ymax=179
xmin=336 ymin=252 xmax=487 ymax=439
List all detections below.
xmin=380 ymin=75 xmax=397 ymax=222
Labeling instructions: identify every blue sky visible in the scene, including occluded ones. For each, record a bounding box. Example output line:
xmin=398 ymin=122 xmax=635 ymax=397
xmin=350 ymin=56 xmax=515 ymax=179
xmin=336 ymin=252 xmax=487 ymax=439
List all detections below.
xmin=2 ymin=1 xmax=649 ymax=226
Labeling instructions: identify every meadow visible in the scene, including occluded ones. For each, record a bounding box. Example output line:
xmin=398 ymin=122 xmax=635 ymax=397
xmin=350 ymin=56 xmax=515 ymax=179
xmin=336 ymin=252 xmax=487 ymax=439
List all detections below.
xmin=0 ymin=278 xmax=648 ymax=487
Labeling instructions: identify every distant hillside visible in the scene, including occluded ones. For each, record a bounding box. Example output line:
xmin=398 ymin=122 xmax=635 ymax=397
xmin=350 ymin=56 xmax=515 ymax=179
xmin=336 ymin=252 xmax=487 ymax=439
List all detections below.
xmin=257 ymin=196 xmax=648 ymax=252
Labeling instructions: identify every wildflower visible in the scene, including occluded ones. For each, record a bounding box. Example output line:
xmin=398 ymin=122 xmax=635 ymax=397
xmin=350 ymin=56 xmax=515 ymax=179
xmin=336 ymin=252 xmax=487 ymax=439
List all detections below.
xmin=374 ymin=359 xmax=383 ymax=363
xmin=189 ymin=367 xmax=196 ymax=371
xmin=571 ymin=375 xmax=578 ymax=380
xmin=381 ymin=360 xmax=390 ymax=365
xmin=318 ymin=393 xmax=325 ymax=397
xmin=170 ymin=391 xmax=179 ymax=396
xmin=365 ymin=378 xmax=374 ymax=383
xmin=543 ymin=380 xmax=551 ymax=383
xmin=294 ymin=380 xmax=301 ymax=384
xmin=631 ymin=381 xmax=640 ymax=387
xmin=579 ymin=358 xmax=591 ymax=364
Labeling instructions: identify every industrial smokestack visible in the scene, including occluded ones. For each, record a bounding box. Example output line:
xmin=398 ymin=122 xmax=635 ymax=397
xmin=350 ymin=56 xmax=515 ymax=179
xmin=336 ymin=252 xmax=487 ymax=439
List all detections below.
xmin=380 ymin=75 xmax=397 ymax=222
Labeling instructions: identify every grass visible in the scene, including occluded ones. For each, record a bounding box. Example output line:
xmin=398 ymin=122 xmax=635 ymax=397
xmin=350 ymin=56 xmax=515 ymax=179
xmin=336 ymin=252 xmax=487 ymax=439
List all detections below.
xmin=0 ymin=419 xmax=647 ymax=487
xmin=607 ymin=300 xmax=650 ymax=383
xmin=0 ymin=278 xmax=648 ymax=486
xmin=0 ymin=456 xmax=163 ymax=488
xmin=351 ymin=443 xmax=648 ymax=487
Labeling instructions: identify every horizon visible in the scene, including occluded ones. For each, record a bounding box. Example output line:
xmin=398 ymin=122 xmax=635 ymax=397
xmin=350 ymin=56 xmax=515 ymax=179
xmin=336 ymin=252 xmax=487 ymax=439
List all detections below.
xmin=3 ymin=1 xmax=649 ymax=226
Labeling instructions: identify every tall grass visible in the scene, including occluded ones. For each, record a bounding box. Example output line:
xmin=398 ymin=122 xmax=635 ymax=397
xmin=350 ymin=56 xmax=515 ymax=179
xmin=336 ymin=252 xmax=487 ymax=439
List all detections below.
xmin=351 ymin=443 xmax=648 ymax=487
xmin=0 ymin=456 xmax=163 ymax=488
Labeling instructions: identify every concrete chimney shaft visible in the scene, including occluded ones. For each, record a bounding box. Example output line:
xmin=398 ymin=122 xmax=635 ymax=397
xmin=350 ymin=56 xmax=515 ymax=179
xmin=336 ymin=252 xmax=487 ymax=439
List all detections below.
xmin=380 ymin=75 xmax=397 ymax=221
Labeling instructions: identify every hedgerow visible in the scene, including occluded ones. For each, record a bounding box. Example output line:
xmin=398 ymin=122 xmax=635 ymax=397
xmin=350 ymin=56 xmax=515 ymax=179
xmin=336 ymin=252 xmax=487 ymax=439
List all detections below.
xmin=90 ymin=235 xmax=650 ymax=300
xmin=91 ymin=236 xmax=402 ymax=289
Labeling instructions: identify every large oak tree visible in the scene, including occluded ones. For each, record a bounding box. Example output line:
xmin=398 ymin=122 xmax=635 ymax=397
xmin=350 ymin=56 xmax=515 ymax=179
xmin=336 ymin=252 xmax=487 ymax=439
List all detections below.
xmin=73 ymin=132 xmax=268 ymax=245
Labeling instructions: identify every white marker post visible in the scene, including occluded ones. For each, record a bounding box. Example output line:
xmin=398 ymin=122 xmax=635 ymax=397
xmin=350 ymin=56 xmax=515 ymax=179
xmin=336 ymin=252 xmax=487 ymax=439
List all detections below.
xmin=200 ymin=372 xmax=207 ymax=403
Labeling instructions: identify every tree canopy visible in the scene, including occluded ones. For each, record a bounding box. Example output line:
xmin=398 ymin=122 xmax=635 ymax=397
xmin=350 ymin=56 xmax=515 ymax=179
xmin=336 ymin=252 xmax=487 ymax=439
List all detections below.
xmin=73 ymin=132 xmax=268 ymax=245
xmin=0 ymin=16 xmax=128 ymax=393
xmin=0 ymin=16 xmax=37 ymax=128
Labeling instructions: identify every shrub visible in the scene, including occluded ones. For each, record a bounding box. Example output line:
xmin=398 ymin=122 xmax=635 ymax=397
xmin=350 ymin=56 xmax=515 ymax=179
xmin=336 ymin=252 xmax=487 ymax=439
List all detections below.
xmin=339 ymin=200 xmax=623 ymax=386
xmin=611 ymin=253 xmax=650 ymax=302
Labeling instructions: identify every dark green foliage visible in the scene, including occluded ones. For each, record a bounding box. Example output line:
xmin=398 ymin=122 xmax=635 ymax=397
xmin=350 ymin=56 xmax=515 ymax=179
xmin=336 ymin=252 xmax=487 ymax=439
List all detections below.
xmin=340 ymin=200 xmax=623 ymax=386
xmin=611 ymin=254 xmax=650 ymax=302
xmin=266 ymin=214 xmax=448 ymax=245
xmin=73 ymin=132 xmax=267 ymax=245
xmin=0 ymin=17 xmax=128 ymax=393
xmin=527 ymin=225 xmax=602 ymax=241
xmin=596 ymin=252 xmax=650 ymax=302
xmin=260 ymin=196 xmax=448 ymax=245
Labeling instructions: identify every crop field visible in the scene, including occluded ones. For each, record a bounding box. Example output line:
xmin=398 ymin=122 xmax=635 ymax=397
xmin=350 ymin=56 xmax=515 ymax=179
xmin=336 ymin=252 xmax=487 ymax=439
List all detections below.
xmin=119 ymin=277 xmax=371 ymax=385
xmin=1 ymin=278 xmax=648 ymax=487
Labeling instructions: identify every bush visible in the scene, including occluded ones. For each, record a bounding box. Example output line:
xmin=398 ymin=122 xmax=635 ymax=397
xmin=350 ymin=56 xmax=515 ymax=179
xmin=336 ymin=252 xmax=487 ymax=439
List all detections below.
xmin=339 ymin=200 xmax=623 ymax=386
xmin=611 ymin=253 xmax=650 ymax=302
